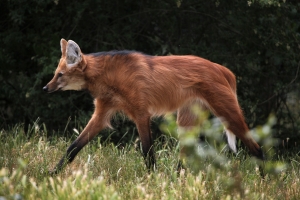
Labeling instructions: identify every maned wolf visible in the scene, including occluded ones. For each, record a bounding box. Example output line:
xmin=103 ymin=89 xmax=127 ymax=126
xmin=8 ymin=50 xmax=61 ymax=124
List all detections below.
xmin=43 ymin=39 xmax=264 ymax=174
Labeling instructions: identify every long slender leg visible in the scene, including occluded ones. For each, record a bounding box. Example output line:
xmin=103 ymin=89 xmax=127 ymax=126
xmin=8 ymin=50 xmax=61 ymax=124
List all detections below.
xmin=49 ymin=99 xmax=112 ymax=175
xmin=176 ymin=101 xmax=206 ymax=171
xmin=134 ymin=115 xmax=155 ymax=170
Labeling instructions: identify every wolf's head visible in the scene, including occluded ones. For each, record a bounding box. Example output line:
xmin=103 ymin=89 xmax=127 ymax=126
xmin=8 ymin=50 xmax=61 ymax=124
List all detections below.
xmin=43 ymin=39 xmax=87 ymax=93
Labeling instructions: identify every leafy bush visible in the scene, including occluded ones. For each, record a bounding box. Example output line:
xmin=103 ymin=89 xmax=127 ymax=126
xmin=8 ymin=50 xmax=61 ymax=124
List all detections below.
xmin=0 ymin=0 xmax=299 ymax=143
xmin=0 ymin=119 xmax=300 ymax=199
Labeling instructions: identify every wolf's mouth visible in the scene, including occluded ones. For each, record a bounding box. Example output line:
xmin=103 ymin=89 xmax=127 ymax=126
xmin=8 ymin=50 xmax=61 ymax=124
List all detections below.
xmin=43 ymin=86 xmax=62 ymax=93
xmin=49 ymin=87 xmax=62 ymax=93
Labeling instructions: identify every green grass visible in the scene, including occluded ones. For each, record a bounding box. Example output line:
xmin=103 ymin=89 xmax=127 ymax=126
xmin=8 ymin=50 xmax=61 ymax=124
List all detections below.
xmin=0 ymin=123 xmax=300 ymax=200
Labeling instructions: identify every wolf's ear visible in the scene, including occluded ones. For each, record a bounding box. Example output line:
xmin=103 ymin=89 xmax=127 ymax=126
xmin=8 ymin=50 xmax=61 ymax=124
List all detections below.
xmin=60 ymin=39 xmax=67 ymax=57
xmin=66 ymin=40 xmax=82 ymax=67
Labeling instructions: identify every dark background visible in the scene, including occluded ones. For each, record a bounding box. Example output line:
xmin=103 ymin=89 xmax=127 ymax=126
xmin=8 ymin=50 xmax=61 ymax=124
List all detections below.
xmin=0 ymin=0 xmax=299 ymax=144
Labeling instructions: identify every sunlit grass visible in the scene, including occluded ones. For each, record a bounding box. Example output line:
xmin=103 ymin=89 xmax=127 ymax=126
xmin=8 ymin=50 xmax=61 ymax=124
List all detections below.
xmin=0 ymin=121 xmax=300 ymax=200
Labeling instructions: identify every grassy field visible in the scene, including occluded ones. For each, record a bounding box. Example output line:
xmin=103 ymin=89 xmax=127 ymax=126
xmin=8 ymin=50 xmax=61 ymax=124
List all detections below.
xmin=0 ymin=121 xmax=300 ymax=200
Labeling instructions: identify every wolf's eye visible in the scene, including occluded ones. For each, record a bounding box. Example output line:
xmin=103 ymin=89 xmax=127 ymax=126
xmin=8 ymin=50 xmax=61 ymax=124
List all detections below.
xmin=58 ymin=72 xmax=63 ymax=77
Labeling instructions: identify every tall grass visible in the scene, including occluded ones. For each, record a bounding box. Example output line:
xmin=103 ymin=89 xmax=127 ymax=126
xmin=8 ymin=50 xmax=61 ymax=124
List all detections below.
xmin=0 ymin=118 xmax=300 ymax=199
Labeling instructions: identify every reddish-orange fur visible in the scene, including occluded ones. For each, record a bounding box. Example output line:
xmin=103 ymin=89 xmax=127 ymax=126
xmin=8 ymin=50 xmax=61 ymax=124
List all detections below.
xmin=44 ymin=39 xmax=264 ymax=174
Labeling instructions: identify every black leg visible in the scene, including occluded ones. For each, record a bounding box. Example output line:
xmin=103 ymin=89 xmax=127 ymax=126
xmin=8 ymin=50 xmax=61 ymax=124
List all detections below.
xmin=49 ymin=140 xmax=83 ymax=175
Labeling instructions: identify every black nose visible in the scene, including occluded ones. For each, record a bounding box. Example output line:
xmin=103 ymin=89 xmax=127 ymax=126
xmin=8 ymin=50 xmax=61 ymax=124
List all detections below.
xmin=43 ymin=86 xmax=48 ymax=92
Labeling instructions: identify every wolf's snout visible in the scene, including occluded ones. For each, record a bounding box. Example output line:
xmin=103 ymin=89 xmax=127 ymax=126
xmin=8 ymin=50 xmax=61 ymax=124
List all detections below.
xmin=43 ymin=86 xmax=48 ymax=92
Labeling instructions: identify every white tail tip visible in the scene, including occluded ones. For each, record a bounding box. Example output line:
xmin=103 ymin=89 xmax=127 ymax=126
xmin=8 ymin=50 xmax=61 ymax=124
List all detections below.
xmin=225 ymin=130 xmax=237 ymax=153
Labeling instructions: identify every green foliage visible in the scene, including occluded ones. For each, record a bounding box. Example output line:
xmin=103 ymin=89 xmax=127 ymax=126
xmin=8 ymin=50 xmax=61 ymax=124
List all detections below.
xmin=0 ymin=0 xmax=299 ymax=142
xmin=161 ymin=108 xmax=287 ymax=178
xmin=1 ymin=124 xmax=300 ymax=199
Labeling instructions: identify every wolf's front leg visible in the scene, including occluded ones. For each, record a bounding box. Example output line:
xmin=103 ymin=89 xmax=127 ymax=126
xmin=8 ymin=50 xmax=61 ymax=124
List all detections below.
xmin=49 ymin=99 xmax=112 ymax=175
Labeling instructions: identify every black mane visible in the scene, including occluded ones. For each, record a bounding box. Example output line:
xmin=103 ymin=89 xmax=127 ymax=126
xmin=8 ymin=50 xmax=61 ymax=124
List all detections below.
xmin=87 ymin=50 xmax=145 ymax=57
